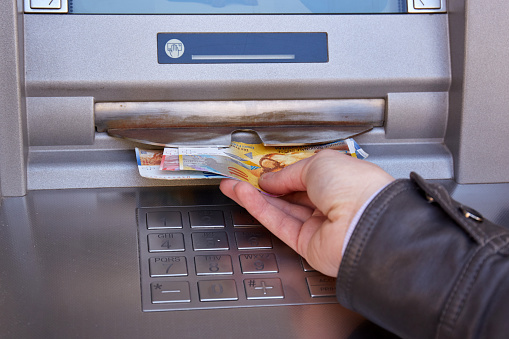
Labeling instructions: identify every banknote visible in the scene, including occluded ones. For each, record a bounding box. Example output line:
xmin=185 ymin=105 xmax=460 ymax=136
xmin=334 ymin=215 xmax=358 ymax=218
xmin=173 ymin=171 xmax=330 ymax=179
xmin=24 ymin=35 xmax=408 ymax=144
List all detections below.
xmin=171 ymin=147 xmax=263 ymax=189
xmin=159 ymin=147 xmax=181 ymax=171
xmin=159 ymin=138 xmax=368 ymax=190
xmin=224 ymin=138 xmax=368 ymax=176
xmin=135 ymin=148 xmax=225 ymax=180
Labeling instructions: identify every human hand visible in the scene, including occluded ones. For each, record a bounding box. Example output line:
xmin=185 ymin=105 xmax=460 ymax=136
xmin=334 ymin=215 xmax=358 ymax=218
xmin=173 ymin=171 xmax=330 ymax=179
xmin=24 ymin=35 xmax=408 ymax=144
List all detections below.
xmin=220 ymin=149 xmax=394 ymax=277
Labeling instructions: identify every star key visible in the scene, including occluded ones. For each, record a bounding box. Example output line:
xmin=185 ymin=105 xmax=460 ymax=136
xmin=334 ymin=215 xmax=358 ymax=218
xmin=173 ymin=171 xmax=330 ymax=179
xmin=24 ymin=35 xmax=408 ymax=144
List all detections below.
xmin=150 ymin=282 xmax=191 ymax=304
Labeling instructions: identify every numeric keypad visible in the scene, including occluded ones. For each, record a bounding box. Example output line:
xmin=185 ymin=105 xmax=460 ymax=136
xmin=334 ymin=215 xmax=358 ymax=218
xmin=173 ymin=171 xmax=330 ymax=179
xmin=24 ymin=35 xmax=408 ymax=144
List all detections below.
xmin=138 ymin=205 xmax=338 ymax=311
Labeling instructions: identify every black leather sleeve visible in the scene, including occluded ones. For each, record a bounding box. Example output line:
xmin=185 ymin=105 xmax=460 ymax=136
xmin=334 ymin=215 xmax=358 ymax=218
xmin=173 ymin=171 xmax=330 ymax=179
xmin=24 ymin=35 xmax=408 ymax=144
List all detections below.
xmin=336 ymin=173 xmax=509 ymax=339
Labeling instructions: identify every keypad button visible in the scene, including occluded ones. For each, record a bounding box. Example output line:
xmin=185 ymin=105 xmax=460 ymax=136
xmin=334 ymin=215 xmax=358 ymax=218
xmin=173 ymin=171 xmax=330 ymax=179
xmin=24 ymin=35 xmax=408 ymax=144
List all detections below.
xmin=244 ymin=278 xmax=284 ymax=300
xmin=235 ymin=231 xmax=272 ymax=250
xmin=195 ymin=255 xmax=233 ymax=275
xmin=149 ymin=256 xmax=188 ymax=277
xmin=148 ymin=233 xmax=185 ymax=252
xmin=239 ymin=253 xmax=278 ymax=274
xmin=189 ymin=210 xmax=225 ymax=228
xmin=301 ymin=257 xmax=316 ymax=272
xmin=192 ymin=232 xmax=229 ymax=251
xmin=30 ymin=0 xmax=62 ymax=9
xmin=413 ymin=0 xmax=441 ymax=10
xmin=146 ymin=211 xmax=182 ymax=229
xmin=306 ymin=276 xmax=337 ymax=297
xmin=232 ymin=209 xmax=262 ymax=227
xmin=198 ymin=280 xmax=238 ymax=301
xmin=151 ymin=281 xmax=191 ymax=303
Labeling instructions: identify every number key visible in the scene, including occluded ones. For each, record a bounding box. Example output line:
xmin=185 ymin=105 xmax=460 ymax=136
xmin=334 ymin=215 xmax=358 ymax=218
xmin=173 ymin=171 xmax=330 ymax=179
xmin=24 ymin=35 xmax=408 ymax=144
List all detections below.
xmin=148 ymin=233 xmax=185 ymax=252
xmin=239 ymin=253 xmax=278 ymax=274
xmin=194 ymin=255 xmax=233 ymax=275
xmin=149 ymin=256 xmax=188 ymax=277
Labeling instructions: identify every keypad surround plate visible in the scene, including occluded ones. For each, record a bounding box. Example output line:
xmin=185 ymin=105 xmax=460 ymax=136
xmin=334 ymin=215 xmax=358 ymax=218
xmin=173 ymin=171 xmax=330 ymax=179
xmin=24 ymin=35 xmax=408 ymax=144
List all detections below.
xmin=138 ymin=205 xmax=337 ymax=311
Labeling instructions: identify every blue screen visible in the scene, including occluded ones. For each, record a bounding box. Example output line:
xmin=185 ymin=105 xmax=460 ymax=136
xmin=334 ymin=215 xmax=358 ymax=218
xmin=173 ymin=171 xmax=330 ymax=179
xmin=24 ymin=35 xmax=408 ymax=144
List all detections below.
xmin=69 ymin=0 xmax=407 ymax=14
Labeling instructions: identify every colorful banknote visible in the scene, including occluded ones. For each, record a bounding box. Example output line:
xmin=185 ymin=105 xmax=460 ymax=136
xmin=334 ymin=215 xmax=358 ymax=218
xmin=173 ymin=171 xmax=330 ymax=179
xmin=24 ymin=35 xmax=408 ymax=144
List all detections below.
xmin=167 ymin=147 xmax=263 ymax=189
xmin=225 ymin=138 xmax=368 ymax=173
xmin=135 ymin=148 xmax=225 ymax=180
xmin=158 ymin=138 xmax=368 ymax=190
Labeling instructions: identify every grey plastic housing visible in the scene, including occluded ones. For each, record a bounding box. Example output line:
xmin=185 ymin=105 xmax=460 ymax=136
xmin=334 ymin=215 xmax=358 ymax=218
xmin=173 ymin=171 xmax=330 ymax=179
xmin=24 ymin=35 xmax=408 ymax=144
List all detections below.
xmin=0 ymin=0 xmax=27 ymax=198
xmin=11 ymin=0 xmax=509 ymax=194
xmin=445 ymin=0 xmax=509 ymax=184
xmin=385 ymin=92 xmax=449 ymax=139
xmin=22 ymin=12 xmax=454 ymax=191
xmin=27 ymin=97 xmax=95 ymax=146
xmin=25 ymin=14 xmax=450 ymax=101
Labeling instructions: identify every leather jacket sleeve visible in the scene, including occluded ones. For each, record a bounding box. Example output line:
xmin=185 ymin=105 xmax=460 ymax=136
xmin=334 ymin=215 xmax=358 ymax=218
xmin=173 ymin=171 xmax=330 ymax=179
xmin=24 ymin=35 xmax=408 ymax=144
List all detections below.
xmin=336 ymin=173 xmax=509 ymax=339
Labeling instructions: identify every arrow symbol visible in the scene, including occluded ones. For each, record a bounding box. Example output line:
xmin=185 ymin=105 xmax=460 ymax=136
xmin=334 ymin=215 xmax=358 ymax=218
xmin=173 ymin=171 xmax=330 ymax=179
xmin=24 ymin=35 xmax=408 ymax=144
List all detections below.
xmin=244 ymin=152 xmax=253 ymax=159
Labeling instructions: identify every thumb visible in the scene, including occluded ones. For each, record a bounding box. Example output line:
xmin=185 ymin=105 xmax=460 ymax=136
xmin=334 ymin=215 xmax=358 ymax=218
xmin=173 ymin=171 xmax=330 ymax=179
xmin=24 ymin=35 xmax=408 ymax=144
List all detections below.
xmin=258 ymin=155 xmax=314 ymax=195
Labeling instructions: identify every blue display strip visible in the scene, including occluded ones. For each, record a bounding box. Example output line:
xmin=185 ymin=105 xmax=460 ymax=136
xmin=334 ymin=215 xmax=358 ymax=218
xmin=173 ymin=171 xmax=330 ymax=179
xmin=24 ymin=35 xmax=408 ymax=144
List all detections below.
xmin=69 ymin=0 xmax=407 ymax=14
xmin=157 ymin=33 xmax=328 ymax=64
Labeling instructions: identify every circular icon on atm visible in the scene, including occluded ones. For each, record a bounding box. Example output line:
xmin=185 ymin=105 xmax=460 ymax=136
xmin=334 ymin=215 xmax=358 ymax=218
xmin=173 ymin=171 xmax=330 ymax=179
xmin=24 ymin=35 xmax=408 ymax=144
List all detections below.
xmin=165 ymin=39 xmax=185 ymax=59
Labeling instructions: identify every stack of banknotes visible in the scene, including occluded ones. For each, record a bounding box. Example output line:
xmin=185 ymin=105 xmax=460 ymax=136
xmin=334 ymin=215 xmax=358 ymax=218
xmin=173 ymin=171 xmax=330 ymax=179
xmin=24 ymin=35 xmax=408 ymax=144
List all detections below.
xmin=135 ymin=138 xmax=368 ymax=190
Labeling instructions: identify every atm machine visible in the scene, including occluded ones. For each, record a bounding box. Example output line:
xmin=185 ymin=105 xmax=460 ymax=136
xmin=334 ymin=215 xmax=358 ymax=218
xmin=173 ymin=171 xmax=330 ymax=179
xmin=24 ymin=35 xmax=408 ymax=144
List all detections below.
xmin=1 ymin=0 xmax=509 ymax=338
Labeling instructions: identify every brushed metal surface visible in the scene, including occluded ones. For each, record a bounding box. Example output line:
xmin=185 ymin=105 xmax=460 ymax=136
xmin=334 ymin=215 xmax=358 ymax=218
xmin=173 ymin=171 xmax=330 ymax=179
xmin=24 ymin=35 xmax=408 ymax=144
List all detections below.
xmin=137 ymin=203 xmax=340 ymax=312
xmin=0 ymin=186 xmax=366 ymax=339
xmin=1 ymin=183 xmax=507 ymax=338
xmin=106 ymin=126 xmax=373 ymax=147
xmin=95 ymin=99 xmax=384 ymax=131
xmin=97 ymin=99 xmax=382 ymax=146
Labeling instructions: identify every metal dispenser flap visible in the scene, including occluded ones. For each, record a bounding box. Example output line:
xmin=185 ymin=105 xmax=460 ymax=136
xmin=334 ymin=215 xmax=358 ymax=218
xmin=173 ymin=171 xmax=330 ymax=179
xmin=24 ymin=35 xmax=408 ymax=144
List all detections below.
xmin=106 ymin=126 xmax=373 ymax=147
xmin=96 ymin=99 xmax=384 ymax=147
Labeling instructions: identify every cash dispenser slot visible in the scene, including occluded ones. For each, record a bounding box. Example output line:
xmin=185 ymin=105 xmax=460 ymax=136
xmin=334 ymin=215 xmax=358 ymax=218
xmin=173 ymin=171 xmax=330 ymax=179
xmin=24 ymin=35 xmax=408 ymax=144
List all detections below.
xmin=95 ymin=99 xmax=384 ymax=147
